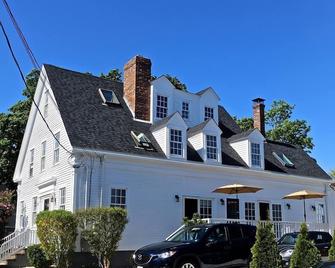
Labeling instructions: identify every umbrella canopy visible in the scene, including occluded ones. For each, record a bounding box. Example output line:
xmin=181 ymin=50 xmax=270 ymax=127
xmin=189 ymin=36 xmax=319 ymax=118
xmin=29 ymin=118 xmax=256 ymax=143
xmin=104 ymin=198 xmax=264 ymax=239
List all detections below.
xmin=213 ymin=184 xmax=263 ymax=195
xmin=283 ymin=190 xmax=326 ymax=222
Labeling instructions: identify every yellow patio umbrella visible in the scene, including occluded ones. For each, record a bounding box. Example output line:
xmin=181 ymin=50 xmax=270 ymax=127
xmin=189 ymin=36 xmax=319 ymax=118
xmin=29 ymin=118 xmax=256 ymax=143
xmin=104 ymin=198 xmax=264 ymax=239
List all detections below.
xmin=283 ymin=190 xmax=326 ymax=222
xmin=213 ymin=184 xmax=263 ymax=199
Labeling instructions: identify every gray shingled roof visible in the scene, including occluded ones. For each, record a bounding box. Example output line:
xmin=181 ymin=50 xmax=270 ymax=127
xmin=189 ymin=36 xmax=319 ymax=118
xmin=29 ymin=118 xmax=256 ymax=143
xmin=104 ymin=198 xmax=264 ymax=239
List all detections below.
xmin=45 ymin=64 xmax=331 ymax=180
xmin=187 ymin=119 xmax=211 ymax=136
xmin=227 ymin=129 xmax=255 ymax=142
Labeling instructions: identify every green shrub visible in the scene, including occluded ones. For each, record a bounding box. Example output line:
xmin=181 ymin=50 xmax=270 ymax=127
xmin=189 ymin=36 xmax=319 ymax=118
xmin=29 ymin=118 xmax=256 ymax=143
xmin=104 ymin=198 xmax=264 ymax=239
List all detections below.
xmin=329 ymin=228 xmax=335 ymax=261
xmin=76 ymin=207 xmax=128 ymax=268
xmin=27 ymin=244 xmax=49 ymax=268
xmin=249 ymin=221 xmax=282 ymax=268
xmin=289 ymin=223 xmax=321 ymax=268
xmin=183 ymin=213 xmax=206 ymax=226
xmin=36 ymin=210 xmax=77 ymax=268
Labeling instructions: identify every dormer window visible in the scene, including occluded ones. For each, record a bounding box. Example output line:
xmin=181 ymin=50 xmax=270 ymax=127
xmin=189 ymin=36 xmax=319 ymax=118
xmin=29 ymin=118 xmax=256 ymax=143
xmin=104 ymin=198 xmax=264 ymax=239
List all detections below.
xmin=206 ymin=135 xmax=217 ymax=160
xmin=251 ymin=143 xmax=261 ymax=167
xmin=99 ymin=88 xmax=120 ymax=105
xmin=182 ymin=102 xmax=189 ymax=120
xmin=156 ymin=95 xmax=168 ymax=118
xmin=273 ymin=152 xmax=294 ymax=167
xmin=204 ymin=107 xmax=214 ymax=121
xmin=170 ymin=129 xmax=183 ymax=156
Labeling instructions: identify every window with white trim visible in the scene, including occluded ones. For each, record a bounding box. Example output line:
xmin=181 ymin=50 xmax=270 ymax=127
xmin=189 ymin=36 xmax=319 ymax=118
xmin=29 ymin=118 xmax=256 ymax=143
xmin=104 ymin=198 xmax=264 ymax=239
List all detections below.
xmin=204 ymin=107 xmax=214 ymax=121
xmin=182 ymin=102 xmax=189 ymax=119
xmin=245 ymin=202 xmax=256 ymax=221
xmin=53 ymin=132 xmax=60 ymax=164
xmin=111 ymin=188 xmax=126 ymax=209
xmin=251 ymin=143 xmax=261 ymax=167
xmin=40 ymin=141 xmax=46 ymax=171
xmin=32 ymin=197 xmax=38 ymax=224
xmin=200 ymin=199 xmax=212 ymax=219
xmin=156 ymin=95 xmax=168 ymax=118
xmin=206 ymin=135 xmax=217 ymax=160
xmin=44 ymin=91 xmax=48 ymax=117
xmin=20 ymin=201 xmax=25 ymax=229
xmin=59 ymin=188 xmax=66 ymax=210
xmin=29 ymin=148 xmax=34 ymax=177
xmin=272 ymin=204 xmax=282 ymax=221
xmin=170 ymin=129 xmax=183 ymax=156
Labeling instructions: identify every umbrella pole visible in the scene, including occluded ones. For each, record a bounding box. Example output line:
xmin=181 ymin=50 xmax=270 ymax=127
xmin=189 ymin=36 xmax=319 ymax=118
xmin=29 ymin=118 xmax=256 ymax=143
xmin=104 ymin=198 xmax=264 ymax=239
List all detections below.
xmin=303 ymin=198 xmax=306 ymax=222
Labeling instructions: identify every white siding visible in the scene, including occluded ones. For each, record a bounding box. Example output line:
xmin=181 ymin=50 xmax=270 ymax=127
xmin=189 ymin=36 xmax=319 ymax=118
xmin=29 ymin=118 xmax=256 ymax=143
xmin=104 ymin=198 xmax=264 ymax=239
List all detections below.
xmin=188 ymin=132 xmax=204 ymax=157
xmin=230 ymin=140 xmax=249 ymax=165
xmin=152 ymin=127 xmax=167 ymax=155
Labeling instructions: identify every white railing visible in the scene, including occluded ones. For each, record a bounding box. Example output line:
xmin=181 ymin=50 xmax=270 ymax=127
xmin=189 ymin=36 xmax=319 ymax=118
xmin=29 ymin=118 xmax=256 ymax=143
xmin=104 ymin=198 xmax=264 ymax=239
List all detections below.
xmin=0 ymin=228 xmax=38 ymax=261
xmin=203 ymin=218 xmax=330 ymax=239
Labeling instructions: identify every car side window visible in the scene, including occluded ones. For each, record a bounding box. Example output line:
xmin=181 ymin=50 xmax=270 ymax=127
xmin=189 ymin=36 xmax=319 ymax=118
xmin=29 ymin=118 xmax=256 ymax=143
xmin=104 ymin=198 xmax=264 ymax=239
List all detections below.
xmin=207 ymin=226 xmax=228 ymax=242
xmin=311 ymin=233 xmax=332 ymax=243
xmin=242 ymin=226 xmax=256 ymax=239
xmin=228 ymin=225 xmax=242 ymax=240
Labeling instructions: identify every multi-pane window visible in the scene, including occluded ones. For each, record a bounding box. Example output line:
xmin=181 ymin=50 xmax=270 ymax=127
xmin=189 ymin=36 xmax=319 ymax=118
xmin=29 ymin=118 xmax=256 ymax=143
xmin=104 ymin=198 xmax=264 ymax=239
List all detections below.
xmin=29 ymin=149 xmax=34 ymax=177
xmin=251 ymin=143 xmax=261 ymax=167
xmin=20 ymin=201 xmax=25 ymax=229
xmin=227 ymin=198 xmax=240 ymax=219
xmin=170 ymin=129 xmax=183 ymax=156
xmin=60 ymin=188 xmax=66 ymax=210
xmin=200 ymin=199 xmax=212 ymax=219
xmin=111 ymin=188 xmax=126 ymax=209
xmin=156 ymin=95 xmax=168 ymax=118
xmin=206 ymin=135 xmax=217 ymax=160
xmin=272 ymin=204 xmax=282 ymax=221
xmin=245 ymin=202 xmax=256 ymax=221
xmin=32 ymin=197 xmax=38 ymax=224
xmin=316 ymin=204 xmax=326 ymax=224
xmin=41 ymin=141 xmax=46 ymax=171
xmin=44 ymin=91 xmax=48 ymax=117
xmin=204 ymin=107 xmax=214 ymax=121
xmin=182 ymin=102 xmax=189 ymax=119
xmin=53 ymin=132 xmax=60 ymax=164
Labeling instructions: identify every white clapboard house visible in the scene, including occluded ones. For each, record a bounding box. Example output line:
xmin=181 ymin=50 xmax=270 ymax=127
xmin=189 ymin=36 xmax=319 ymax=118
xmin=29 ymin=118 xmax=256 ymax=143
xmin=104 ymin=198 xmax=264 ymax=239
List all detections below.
xmin=1 ymin=55 xmax=334 ymax=261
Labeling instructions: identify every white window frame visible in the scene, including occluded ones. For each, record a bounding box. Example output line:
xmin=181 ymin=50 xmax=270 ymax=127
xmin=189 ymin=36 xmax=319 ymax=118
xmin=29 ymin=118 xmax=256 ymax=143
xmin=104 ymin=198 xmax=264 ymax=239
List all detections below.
xmin=111 ymin=188 xmax=126 ymax=209
xmin=44 ymin=91 xmax=49 ymax=117
xmin=206 ymin=135 xmax=217 ymax=160
xmin=32 ymin=197 xmax=38 ymax=225
xmin=245 ymin=202 xmax=256 ymax=221
xmin=20 ymin=201 xmax=25 ymax=229
xmin=156 ymin=95 xmax=168 ymax=119
xmin=272 ymin=204 xmax=282 ymax=222
xmin=170 ymin=129 xmax=183 ymax=157
xmin=204 ymin=106 xmax=214 ymax=121
xmin=53 ymin=132 xmax=60 ymax=165
xmin=251 ymin=143 xmax=261 ymax=167
xmin=181 ymin=101 xmax=189 ymax=120
xmin=29 ymin=148 xmax=34 ymax=178
xmin=183 ymin=197 xmax=213 ymax=219
xmin=40 ymin=141 xmax=46 ymax=172
xmin=59 ymin=188 xmax=66 ymax=210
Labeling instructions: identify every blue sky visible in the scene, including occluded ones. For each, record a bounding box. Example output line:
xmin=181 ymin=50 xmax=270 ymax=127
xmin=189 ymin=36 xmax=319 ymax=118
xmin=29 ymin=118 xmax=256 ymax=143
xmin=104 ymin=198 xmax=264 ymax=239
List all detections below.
xmin=0 ymin=0 xmax=334 ymax=172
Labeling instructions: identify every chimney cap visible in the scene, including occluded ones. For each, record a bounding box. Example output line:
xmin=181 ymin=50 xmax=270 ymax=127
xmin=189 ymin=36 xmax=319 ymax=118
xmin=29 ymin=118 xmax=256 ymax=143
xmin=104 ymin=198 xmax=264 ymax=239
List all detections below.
xmin=252 ymin=97 xmax=265 ymax=104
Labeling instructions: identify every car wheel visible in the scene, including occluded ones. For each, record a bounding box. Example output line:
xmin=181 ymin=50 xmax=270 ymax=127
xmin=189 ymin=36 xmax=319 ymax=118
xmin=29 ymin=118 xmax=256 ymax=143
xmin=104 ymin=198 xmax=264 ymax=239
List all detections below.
xmin=178 ymin=259 xmax=199 ymax=268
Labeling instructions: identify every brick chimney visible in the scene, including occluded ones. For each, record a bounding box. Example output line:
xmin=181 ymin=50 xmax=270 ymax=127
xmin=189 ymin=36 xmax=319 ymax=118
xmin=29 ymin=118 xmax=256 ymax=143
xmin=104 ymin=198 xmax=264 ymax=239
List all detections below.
xmin=252 ymin=98 xmax=265 ymax=136
xmin=124 ymin=55 xmax=152 ymax=121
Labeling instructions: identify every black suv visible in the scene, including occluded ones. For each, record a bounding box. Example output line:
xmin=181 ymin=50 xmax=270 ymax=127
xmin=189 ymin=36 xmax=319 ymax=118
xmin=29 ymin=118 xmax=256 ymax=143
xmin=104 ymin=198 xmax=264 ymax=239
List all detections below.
xmin=278 ymin=231 xmax=333 ymax=267
xmin=133 ymin=223 xmax=256 ymax=268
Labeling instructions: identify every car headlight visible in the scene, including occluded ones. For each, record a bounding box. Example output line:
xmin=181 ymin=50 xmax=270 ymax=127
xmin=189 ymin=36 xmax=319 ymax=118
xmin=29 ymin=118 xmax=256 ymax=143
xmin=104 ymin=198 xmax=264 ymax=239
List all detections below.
xmin=132 ymin=253 xmax=136 ymax=260
xmin=280 ymin=249 xmax=294 ymax=258
xmin=157 ymin=251 xmax=176 ymax=259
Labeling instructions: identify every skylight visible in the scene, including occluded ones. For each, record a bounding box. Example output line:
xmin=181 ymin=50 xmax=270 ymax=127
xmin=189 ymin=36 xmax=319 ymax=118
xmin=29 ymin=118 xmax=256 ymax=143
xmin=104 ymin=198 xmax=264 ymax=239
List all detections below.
xmin=99 ymin=88 xmax=120 ymax=105
xmin=272 ymin=152 xmax=294 ymax=167
xmin=131 ymin=131 xmax=154 ymax=151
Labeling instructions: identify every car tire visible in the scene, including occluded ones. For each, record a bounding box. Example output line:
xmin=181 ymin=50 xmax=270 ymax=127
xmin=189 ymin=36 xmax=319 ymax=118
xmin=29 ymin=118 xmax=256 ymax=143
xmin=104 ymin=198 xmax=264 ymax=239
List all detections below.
xmin=177 ymin=259 xmax=199 ymax=268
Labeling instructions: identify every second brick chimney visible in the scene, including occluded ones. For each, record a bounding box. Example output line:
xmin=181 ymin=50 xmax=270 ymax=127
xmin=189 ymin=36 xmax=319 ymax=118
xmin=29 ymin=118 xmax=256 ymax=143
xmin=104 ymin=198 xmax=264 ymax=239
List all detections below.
xmin=124 ymin=55 xmax=152 ymax=121
xmin=252 ymin=98 xmax=265 ymax=136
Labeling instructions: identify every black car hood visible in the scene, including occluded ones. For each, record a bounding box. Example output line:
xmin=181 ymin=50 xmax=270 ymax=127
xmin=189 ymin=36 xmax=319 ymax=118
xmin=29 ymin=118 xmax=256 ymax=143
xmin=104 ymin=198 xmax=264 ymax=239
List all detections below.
xmin=137 ymin=241 xmax=192 ymax=254
xmin=278 ymin=244 xmax=294 ymax=252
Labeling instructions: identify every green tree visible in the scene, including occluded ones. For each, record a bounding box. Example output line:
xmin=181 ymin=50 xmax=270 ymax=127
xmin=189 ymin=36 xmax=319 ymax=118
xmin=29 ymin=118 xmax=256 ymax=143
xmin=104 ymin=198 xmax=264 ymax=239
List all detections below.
xmin=27 ymin=244 xmax=50 ymax=268
xmin=289 ymin=223 xmax=321 ymax=268
xmin=0 ymin=189 xmax=15 ymax=239
xmin=0 ymin=69 xmax=40 ymax=190
xmin=234 ymin=100 xmax=314 ymax=152
xmin=100 ymin=69 xmax=122 ymax=82
xmin=151 ymin=74 xmax=187 ymax=91
xmin=329 ymin=229 xmax=335 ymax=261
xmin=330 ymin=170 xmax=335 ymax=179
xmin=249 ymin=221 xmax=282 ymax=268
xmin=76 ymin=207 xmax=128 ymax=268
xmin=36 ymin=210 xmax=77 ymax=268
xmin=183 ymin=213 xmax=206 ymax=226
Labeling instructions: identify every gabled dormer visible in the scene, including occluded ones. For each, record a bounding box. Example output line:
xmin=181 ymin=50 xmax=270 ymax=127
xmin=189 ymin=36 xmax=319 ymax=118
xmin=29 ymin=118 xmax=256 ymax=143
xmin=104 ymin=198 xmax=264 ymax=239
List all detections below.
xmin=188 ymin=119 xmax=222 ymax=164
xmin=228 ymin=129 xmax=265 ymax=169
xmin=150 ymin=112 xmax=188 ymax=159
xmin=197 ymin=87 xmax=220 ymax=124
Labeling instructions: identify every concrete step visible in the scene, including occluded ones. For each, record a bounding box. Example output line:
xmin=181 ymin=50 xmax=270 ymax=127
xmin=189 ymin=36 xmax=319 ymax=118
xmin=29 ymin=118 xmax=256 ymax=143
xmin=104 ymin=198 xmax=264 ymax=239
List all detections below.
xmin=0 ymin=260 xmax=8 ymax=266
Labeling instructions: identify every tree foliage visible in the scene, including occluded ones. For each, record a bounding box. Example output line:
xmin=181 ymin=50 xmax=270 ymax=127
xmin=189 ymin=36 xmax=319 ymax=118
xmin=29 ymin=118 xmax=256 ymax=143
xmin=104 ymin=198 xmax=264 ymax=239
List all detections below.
xmin=165 ymin=74 xmax=187 ymax=91
xmin=329 ymin=229 xmax=335 ymax=261
xmin=0 ymin=189 xmax=15 ymax=239
xmin=330 ymin=170 xmax=335 ymax=179
xmin=0 ymin=69 xmax=40 ymax=190
xmin=183 ymin=213 xmax=206 ymax=226
xmin=76 ymin=207 xmax=128 ymax=268
xmin=249 ymin=221 xmax=282 ymax=268
xmin=289 ymin=223 xmax=321 ymax=268
xmin=36 ymin=210 xmax=77 ymax=268
xmin=27 ymin=244 xmax=50 ymax=268
xmin=234 ymin=100 xmax=314 ymax=152
xmin=100 ymin=69 xmax=122 ymax=82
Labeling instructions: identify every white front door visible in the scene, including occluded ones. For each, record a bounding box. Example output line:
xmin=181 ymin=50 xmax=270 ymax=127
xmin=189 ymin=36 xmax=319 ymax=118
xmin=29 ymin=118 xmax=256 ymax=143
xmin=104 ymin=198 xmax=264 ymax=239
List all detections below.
xmin=40 ymin=195 xmax=53 ymax=211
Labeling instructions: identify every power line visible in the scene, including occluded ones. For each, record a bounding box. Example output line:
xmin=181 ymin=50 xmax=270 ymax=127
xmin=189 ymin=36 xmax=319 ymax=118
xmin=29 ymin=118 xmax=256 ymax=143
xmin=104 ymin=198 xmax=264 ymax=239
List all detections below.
xmin=0 ymin=19 xmax=72 ymax=156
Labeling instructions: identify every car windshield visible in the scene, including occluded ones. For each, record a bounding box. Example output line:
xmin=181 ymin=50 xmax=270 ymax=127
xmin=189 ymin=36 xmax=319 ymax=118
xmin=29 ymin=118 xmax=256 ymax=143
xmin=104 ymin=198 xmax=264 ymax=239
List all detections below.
xmin=167 ymin=226 xmax=208 ymax=242
xmin=278 ymin=233 xmax=298 ymax=245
